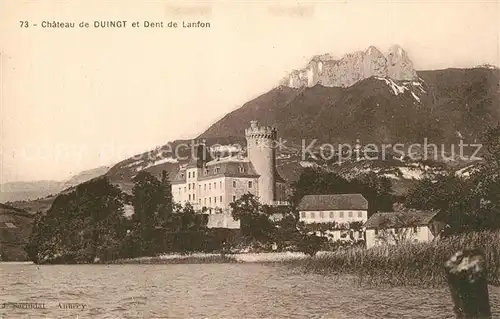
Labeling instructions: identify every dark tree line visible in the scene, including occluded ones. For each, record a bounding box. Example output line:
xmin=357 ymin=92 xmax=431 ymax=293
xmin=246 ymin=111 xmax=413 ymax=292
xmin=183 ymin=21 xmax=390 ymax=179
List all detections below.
xmin=25 ymin=170 xmax=211 ymax=264
xmin=290 ymin=168 xmax=394 ymax=216
xmin=405 ymin=125 xmax=500 ymax=233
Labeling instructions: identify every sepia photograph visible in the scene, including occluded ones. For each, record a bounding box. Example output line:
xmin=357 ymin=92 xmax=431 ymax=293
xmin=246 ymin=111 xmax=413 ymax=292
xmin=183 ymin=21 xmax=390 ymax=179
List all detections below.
xmin=1 ymin=0 xmax=499 ymax=318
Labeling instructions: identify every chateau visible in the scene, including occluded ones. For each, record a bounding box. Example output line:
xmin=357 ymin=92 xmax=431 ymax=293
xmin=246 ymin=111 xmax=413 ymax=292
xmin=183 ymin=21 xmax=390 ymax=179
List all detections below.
xmin=172 ymin=121 xmax=288 ymax=228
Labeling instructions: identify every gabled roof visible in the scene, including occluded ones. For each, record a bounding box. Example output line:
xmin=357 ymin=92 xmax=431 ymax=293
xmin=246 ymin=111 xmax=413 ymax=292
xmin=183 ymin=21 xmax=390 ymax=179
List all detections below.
xmin=172 ymin=160 xmax=260 ymax=184
xmin=363 ymin=210 xmax=439 ymax=229
xmin=297 ymin=194 xmax=368 ymax=211
xmin=199 ymin=161 xmax=260 ymax=180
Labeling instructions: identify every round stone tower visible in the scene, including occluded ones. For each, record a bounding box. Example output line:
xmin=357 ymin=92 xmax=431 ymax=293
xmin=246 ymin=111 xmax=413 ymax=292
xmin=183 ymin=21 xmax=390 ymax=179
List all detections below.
xmin=245 ymin=120 xmax=277 ymax=205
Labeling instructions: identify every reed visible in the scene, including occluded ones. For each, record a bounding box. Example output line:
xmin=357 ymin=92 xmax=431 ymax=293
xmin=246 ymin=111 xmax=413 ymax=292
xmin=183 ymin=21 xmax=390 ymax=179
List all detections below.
xmin=286 ymin=231 xmax=500 ymax=287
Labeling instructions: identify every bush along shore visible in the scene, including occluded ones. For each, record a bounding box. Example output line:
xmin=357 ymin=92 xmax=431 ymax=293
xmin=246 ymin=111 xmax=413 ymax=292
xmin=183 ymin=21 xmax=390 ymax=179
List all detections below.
xmin=280 ymin=230 xmax=500 ymax=288
xmin=104 ymin=252 xmax=312 ymax=265
xmin=107 ymin=254 xmax=238 ymax=265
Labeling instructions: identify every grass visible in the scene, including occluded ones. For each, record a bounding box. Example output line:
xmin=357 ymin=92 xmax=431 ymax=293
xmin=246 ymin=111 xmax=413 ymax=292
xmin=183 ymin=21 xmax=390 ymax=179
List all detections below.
xmin=283 ymin=230 xmax=500 ymax=287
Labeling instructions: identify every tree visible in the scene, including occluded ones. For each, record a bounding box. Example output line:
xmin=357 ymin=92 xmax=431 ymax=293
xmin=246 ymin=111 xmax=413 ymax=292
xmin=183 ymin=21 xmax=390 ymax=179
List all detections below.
xmin=291 ymin=168 xmax=394 ymax=215
xmin=129 ymin=171 xmax=177 ymax=255
xmin=158 ymin=170 xmax=173 ymax=225
xmin=297 ymin=233 xmax=325 ymax=256
xmin=405 ymin=125 xmax=500 ymax=233
xmin=230 ymin=193 xmax=274 ymax=242
xmin=26 ymin=177 xmax=127 ymax=264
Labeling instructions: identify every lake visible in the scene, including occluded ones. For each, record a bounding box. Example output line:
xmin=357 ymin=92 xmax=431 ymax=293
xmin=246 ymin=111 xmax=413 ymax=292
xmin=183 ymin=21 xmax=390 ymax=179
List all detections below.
xmin=1 ymin=262 xmax=499 ymax=318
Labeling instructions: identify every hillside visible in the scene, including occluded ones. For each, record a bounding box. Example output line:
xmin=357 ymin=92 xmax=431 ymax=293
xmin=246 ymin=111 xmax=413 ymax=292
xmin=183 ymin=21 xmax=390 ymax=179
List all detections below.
xmin=6 ymin=67 xmax=499 ymax=213
xmin=0 ymin=203 xmax=34 ymax=261
xmin=202 ymin=68 xmax=499 ymax=144
xmin=93 ymin=68 xmax=498 ymax=197
xmin=1 ymin=166 xmax=110 ymax=203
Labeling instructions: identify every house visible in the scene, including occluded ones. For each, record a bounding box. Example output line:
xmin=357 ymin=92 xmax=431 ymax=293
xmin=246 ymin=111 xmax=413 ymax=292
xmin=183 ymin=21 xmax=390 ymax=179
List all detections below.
xmin=363 ymin=210 xmax=446 ymax=249
xmin=297 ymin=194 xmax=368 ymax=241
xmin=172 ymin=121 xmax=288 ymax=228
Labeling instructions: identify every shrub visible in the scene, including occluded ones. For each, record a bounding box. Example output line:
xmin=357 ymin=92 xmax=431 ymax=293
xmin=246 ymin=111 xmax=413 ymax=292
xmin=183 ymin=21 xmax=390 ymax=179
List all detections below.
xmin=289 ymin=230 xmax=500 ymax=287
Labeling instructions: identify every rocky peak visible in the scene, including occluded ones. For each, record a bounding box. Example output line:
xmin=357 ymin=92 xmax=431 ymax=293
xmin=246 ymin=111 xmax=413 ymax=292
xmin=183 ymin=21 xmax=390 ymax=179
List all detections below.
xmin=386 ymin=44 xmax=417 ymax=81
xmin=281 ymin=45 xmax=418 ymax=88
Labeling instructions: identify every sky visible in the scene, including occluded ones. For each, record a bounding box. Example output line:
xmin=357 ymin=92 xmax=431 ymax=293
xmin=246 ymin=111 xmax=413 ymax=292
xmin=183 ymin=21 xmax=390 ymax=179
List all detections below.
xmin=1 ymin=0 xmax=499 ymax=183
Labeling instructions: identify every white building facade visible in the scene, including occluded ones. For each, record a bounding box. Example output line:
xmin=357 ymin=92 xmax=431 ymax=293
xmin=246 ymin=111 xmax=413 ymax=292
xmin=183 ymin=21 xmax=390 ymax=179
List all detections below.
xmin=363 ymin=211 xmax=446 ymax=249
xmin=297 ymin=194 xmax=369 ymax=241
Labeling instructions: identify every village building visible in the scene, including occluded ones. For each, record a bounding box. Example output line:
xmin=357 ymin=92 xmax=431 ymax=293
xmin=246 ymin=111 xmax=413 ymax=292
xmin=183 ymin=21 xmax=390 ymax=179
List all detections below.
xmin=297 ymin=194 xmax=368 ymax=241
xmin=363 ymin=210 xmax=446 ymax=249
xmin=171 ymin=121 xmax=288 ymax=228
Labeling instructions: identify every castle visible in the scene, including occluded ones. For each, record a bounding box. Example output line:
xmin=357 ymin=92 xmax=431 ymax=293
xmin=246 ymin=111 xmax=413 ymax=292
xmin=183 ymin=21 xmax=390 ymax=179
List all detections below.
xmin=171 ymin=121 xmax=288 ymax=228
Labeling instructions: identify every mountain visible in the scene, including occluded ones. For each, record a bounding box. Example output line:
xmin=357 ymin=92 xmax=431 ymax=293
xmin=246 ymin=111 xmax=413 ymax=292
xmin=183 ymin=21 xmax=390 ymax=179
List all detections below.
xmin=1 ymin=166 xmax=110 ymax=203
xmin=95 ymin=67 xmax=498 ymax=199
xmin=280 ymin=45 xmax=418 ymax=88
xmin=6 ymin=46 xmax=500 ymax=213
xmin=0 ymin=203 xmax=34 ymax=261
xmin=0 ymin=180 xmax=62 ymax=203
xmin=204 ymin=68 xmax=499 ymax=145
xmin=61 ymin=166 xmax=112 ymax=190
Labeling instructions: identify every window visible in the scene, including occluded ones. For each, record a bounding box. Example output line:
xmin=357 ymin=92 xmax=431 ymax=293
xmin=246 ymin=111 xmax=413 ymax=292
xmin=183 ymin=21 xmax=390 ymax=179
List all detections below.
xmin=329 ymin=212 xmax=334 ymax=218
xmin=209 ymin=197 xmax=212 ymax=204
xmin=204 ymin=198 xmax=206 ymax=205
xmin=214 ymin=167 xmax=220 ymax=174
xmin=209 ymin=183 xmax=211 ymax=190
xmin=193 ymin=194 xmax=195 ymax=200
xmin=339 ymin=211 xmax=344 ymax=218
xmin=188 ymin=172 xmax=191 ymax=178
xmin=310 ymin=212 xmax=315 ymax=219
xmin=193 ymin=171 xmax=196 ymax=178
xmin=220 ymin=181 xmax=222 ymax=189
xmin=233 ymin=181 xmax=236 ymax=188
xmin=214 ymin=197 xmax=217 ymax=204
xmin=239 ymin=166 xmax=245 ymax=173
xmin=319 ymin=211 xmax=324 ymax=218
xmin=204 ymin=184 xmax=206 ymax=191
xmin=220 ymin=196 xmax=223 ymax=203
xmin=348 ymin=211 xmax=353 ymax=217
xmin=214 ymin=182 xmax=216 ymax=189
xmin=199 ymin=185 xmax=201 ymax=192
xmin=375 ymin=228 xmax=379 ymax=235
xmin=358 ymin=211 xmax=362 ymax=218
xmin=199 ymin=199 xmax=201 ymax=204
xmin=301 ymin=212 xmax=306 ymax=218
xmin=188 ymin=184 xmax=191 ymax=190
xmin=248 ymin=181 xmax=253 ymax=188
xmin=188 ymin=194 xmax=191 ymax=201
xmin=178 ymin=187 xmax=181 ymax=194
xmin=413 ymin=226 xmax=418 ymax=233
xmin=232 ymin=195 xmax=236 ymax=202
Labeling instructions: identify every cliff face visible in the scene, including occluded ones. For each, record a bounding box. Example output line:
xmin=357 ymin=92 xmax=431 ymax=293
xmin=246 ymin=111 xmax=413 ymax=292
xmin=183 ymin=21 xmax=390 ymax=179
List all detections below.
xmin=281 ymin=45 xmax=418 ymax=88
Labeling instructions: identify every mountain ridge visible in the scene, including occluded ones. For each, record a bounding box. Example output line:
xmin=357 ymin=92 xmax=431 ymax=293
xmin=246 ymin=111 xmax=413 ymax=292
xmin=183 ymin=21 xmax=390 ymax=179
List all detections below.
xmin=4 ymin=47 xmax=499 ymax=213
xmin=0 ymin=166 xmax=110 ymax=203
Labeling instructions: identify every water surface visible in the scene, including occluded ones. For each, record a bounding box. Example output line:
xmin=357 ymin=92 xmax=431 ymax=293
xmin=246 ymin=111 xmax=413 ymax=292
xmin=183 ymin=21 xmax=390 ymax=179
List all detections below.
xmin=1 ymin=263 xmax=499 ymax=318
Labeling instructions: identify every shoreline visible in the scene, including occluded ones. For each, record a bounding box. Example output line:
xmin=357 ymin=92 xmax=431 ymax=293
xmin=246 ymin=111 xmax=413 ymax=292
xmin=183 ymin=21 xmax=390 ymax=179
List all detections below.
xmin=108 ymin=251 xmax=311 ymax=264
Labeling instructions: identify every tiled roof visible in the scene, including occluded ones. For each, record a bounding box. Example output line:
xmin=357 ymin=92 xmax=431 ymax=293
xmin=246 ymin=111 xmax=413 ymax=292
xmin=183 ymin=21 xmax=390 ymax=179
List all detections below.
xmin=363 ymin=210 xmax=439 ymax=229
xmin=297 ymin=194 xmax=368 ymax=211
xmin=172 ymin=160 xmax=260 ymax=184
